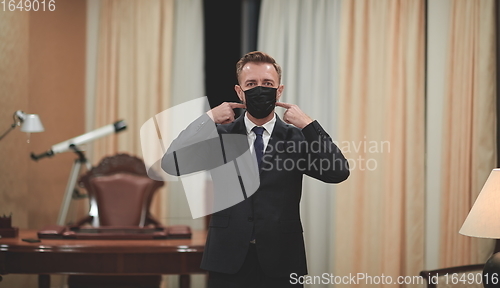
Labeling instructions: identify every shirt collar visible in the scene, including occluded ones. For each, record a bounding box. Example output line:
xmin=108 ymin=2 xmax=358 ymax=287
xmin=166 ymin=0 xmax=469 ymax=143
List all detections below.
xmin=244 ymin=112 xmax=276 ymax=136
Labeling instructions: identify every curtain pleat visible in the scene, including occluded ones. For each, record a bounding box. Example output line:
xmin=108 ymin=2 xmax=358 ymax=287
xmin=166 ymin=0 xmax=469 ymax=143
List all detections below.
xmin=93 ymin=1 xmax=205 ymax=286
xmin=93 ymin=0 xmax=175 ymax=226
xmin=93 ymin=0 xmax=174 ymax=162
xmin=258 ymin=1 xmax=342 ymax=284
xmin=439 ymin=0 xmax=496 ymax=267
xmin=93 ymin=0 xmax=204 ymax=225
xmin=334 ymin=0 xmax=425 ymax=287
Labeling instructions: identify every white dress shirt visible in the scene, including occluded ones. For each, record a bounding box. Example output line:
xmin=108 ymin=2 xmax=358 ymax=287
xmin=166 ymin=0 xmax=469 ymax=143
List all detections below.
xmin=244 ymin=112 xmax=276 ymax=156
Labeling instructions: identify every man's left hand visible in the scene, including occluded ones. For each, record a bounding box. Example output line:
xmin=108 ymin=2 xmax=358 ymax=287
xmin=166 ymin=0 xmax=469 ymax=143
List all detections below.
xmin=275 ymin=102 xmax=313 ymax=129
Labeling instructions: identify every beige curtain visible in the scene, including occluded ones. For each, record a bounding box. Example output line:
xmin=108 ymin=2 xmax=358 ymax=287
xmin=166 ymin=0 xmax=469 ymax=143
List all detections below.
xmin=334 ymin=0 xmax=425 ymax=287
xmin=92 ymin=0 xmax=174 ymax=220
xmin=92 ymin=1 xmax=205 ymax=286
xmin=258 ymin=1 xmax=342 ymax=283
xmin=93 ymin=0 xmax=173 ymax=158
xmin=439 ymin=0 xmax=496 ymax=267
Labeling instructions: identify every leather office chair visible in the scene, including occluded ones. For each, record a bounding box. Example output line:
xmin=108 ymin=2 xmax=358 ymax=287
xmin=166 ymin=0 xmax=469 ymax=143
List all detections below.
xmin=420 ymin=264 xmax=484 ymax=288
xmin=68 ymin=153 xmax=164 ymax=288
xmin=75 ymin=153 xmax=163 ymax=227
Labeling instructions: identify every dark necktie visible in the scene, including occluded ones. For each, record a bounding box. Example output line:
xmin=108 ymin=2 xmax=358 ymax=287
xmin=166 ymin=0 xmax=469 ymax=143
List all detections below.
xmin=252 ymin=126 xmax=265 ymax=169
xmin=250 ymin=126 xmax=265 ymax=243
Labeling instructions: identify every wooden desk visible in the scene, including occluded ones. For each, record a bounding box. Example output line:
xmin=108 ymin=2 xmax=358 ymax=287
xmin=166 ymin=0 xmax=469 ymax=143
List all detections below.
xmin=0 ymin=230 xmax=207 ymax=288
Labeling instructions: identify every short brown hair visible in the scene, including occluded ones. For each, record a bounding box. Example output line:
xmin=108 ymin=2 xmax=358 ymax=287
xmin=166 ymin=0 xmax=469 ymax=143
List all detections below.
xmin=236 ymin=51 xmax=282 ymax=83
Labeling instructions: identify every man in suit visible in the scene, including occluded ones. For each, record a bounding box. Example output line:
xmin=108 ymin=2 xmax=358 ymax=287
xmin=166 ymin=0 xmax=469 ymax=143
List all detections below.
xmin=162 ymin=51 xmax=349 ymax=288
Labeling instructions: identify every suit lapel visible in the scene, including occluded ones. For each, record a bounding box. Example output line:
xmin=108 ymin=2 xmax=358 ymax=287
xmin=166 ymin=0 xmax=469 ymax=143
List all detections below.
xmin=226 ymin=114 xmax=247 ymax=135
xmin=220 ymin=114 xmax=253 ymax=215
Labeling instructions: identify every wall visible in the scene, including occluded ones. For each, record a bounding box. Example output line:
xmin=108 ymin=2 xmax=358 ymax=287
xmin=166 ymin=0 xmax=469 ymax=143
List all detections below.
xmin=0 ymin=0 xmax=86 ymax=286
xmin=0 ymin=6 xmax=30 ymax=230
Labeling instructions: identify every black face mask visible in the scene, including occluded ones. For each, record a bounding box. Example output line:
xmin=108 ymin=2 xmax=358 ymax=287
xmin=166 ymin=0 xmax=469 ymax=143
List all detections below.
xmin=243 ymin=86 xmax=277 ymax=119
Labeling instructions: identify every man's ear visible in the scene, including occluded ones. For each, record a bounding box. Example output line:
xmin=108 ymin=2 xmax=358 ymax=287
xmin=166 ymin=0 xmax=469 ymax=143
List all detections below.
xmin=235 ymin=85 xmax=245 ymax=103
xmin=277 ymin=84 xmax=285 ymax=102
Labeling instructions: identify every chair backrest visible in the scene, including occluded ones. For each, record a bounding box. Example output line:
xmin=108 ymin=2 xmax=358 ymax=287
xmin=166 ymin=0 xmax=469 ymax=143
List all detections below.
xmin=79 ymin=153 xmax=164 ymax=227
xmin=420 ymin=264 xmax=484 ymax=288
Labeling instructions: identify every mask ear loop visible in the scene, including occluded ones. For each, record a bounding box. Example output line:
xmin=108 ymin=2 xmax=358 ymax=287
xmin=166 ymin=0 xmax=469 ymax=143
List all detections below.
xmin=236 ymin=85 xmax=245 ymax=104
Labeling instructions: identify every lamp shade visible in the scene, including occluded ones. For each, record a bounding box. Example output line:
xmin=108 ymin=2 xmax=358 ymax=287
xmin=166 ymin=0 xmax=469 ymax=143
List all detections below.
xmin=460 ymin=169 xmax=500 ymax=238
xmin=20 ymin=114 xmax=44 ymax=133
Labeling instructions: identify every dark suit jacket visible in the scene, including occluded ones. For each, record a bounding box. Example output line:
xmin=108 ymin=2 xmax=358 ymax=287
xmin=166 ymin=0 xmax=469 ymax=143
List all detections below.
xmin=162 ymin=113 xmax=349 ymax=277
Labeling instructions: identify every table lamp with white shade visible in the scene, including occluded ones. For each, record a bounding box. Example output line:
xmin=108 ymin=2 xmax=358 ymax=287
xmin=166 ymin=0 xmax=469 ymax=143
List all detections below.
xmin=0 ymin=110 xmax=44 ymax=141
xmin=460 ymin=168 xmax=500 ymax=288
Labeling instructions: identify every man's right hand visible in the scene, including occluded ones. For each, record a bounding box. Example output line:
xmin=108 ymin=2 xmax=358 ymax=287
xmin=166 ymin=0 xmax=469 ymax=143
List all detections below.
xmin=207 ymin=102 xmax=246 ymax=124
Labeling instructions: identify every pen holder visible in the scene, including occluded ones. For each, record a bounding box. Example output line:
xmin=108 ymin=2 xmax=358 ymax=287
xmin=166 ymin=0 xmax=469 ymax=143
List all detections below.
xmin=0 ymin=215 xmax=12 ymax=228
xmin=0 ymin=215 xmax=18 ymax=238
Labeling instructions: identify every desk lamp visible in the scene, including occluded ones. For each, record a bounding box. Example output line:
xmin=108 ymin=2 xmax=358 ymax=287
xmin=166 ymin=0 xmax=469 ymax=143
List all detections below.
xmin=460 ymin=168 xmax=500 ymax=288
xmin=0 ymin=110 xmax=44 ymax=141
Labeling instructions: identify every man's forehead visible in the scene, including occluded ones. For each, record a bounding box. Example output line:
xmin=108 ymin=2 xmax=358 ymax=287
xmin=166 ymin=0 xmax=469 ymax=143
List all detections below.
xmin=240 ymin=62 xmax=279 ymax=81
